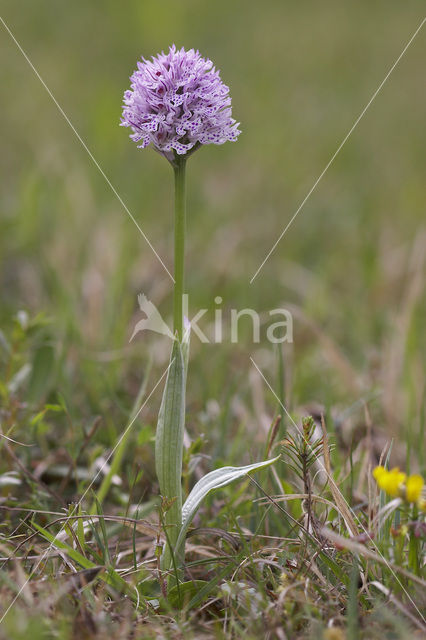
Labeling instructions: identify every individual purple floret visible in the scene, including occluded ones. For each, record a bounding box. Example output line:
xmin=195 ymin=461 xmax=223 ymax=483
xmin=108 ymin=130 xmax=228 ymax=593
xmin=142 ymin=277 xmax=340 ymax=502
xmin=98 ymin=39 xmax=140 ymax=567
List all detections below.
xmin=120 ymin=45 xmax=240 ymax=162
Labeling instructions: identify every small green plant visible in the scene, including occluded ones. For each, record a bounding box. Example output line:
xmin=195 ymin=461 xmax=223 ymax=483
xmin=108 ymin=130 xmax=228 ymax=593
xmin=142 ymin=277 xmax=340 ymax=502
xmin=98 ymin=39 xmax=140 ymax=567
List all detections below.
xmin=282 ymin=416 xmax=324 ymax=534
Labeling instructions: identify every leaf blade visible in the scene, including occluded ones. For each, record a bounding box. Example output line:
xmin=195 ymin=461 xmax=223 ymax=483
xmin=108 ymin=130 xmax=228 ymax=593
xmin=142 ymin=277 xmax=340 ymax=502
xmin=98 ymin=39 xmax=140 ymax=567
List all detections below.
xmin=176 ymin=456 xmax=280 ymax=552
xmin=155 ymin=340 xmax=186 ymax=553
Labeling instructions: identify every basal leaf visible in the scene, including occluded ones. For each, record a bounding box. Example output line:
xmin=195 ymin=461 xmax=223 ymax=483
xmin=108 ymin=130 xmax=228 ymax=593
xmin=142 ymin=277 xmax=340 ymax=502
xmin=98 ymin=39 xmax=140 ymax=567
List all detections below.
xmin=176 ymin=456 xmax=280 ymax=553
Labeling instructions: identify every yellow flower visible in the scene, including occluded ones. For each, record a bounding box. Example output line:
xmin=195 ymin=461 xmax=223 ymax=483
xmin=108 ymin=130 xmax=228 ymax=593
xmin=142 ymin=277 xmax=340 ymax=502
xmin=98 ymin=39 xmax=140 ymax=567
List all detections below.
xmin=405 ymin=474 xmax=424 ymax=503
xmin=373 ymin=466 xmax=425 ymax=506
xmin=373 ymin=466 xmax=386 ymax=481
xmin=386 ymin=468 xmax=407 ymax=497
xmin=373 ymin=466 xmax=406 ymax=498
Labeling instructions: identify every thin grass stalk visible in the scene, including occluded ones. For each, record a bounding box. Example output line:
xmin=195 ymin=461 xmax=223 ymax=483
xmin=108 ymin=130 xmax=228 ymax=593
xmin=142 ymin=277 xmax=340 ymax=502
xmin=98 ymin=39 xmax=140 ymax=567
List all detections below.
xmin=89 ymin=357 xmax=152 ymax=513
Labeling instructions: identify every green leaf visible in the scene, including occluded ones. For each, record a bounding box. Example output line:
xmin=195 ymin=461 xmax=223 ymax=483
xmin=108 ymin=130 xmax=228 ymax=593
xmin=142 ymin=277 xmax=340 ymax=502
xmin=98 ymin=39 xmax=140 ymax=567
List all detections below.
xmin=32 ymin=521 xmax=136 ymax=601
xmin=76 ymin=505 xmax=85 ymax=550
xmin=32 ymin=521 xmax=97 ymax=570
xmin=188 ymin=563 xmax=235 ymax=609
xmin=176 ymin=456 xmax=280 ymax=553
xmin=155 ymin=339 xmax=186 ymax=554
xmin=167 ymin=580 xmax=208 ymax=608
xmin=27 ymin=343 xmax=55 ymax=403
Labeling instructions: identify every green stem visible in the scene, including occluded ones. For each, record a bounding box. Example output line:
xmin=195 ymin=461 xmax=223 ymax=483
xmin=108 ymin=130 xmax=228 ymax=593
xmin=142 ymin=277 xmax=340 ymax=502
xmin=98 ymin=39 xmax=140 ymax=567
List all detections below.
xmin=408 ymin=504 xmax=420 ymax=575
xmin=173 ymin=157 xmax=186 ymax=341
xmin=155 ymin=155 xmax=188 ymax=579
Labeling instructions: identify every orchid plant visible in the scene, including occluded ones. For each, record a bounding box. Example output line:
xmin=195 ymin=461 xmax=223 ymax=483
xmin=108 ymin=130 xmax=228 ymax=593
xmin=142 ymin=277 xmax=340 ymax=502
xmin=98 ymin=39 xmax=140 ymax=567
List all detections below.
xmin=121 ymin=45 xmax=278 ymax=575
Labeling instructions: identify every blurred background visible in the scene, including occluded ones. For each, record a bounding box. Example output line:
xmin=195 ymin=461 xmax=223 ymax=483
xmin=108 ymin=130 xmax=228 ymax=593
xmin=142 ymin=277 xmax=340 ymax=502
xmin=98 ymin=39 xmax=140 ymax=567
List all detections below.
xmin=0 ymin=1 xmax=425 ymax=481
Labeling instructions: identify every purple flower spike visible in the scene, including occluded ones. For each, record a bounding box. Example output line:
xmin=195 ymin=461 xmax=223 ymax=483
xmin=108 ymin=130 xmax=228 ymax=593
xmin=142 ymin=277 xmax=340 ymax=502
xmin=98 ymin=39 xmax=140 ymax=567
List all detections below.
xmin=120 ymin=45 xmax=241 ymax=163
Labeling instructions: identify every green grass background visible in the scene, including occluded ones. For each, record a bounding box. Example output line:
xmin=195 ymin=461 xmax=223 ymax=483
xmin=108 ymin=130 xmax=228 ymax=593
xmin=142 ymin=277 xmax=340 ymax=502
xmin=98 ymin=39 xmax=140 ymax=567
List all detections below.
xmin=1 ymin=1 xmax=425 ymax=473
